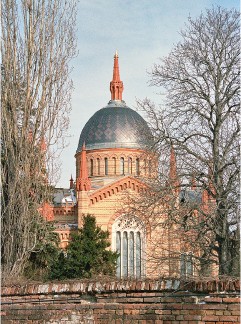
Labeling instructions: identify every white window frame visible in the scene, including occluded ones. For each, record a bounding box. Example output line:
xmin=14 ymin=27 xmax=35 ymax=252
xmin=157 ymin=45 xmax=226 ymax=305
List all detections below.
xmin=112 ymin=215 xmax=145 ymax=278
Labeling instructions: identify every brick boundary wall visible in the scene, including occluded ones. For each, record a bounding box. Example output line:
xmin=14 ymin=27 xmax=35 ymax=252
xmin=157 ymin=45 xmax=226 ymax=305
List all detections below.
xmin=1 ymin=279 xmax=240 ymax=323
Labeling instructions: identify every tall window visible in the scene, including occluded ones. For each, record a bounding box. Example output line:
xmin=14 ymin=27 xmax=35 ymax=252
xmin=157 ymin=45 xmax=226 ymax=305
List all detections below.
xmin=180 ymin=253 xmax=193 ymax=278
xmin=136 ymin=158 xmax=140 ymax=175
xmin=90 ymin=159 xmax=94 ymax=176
xmin=120 ymin=157 xmax=124 ymax=175
xmin=128 ymin=157 xmax=132 ymax=174
xmin=113 ymin=215 xmax=145 ymax=278
xmin=144 ymin=159 xmax=147 ymax=175
xmin=112 ymin=157 xmax=116 ymax=175
xmin=97 ymin=158 xmax=100 ymax=175
xmin=104 ymin=158 xmax=108 ymax=175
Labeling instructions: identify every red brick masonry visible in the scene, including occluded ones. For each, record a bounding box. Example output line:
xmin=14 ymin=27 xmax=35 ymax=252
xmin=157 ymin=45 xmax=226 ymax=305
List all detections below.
xmin=1 ymin=279 xmax=240 ymax=323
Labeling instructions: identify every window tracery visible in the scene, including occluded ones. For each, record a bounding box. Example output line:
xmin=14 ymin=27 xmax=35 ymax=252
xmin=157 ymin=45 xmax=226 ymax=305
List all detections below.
xmin=112 ymin=215 xmax=145 ymax=278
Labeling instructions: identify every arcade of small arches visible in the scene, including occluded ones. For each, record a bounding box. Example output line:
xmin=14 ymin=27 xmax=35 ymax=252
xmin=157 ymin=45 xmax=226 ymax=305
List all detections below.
xmin=76 ymin=150 xmax=157 ymax=179
xmin=89 ymin=156 xmax=140 ymax=177
xmin=54 ymin=209 xmax=75 ymax=215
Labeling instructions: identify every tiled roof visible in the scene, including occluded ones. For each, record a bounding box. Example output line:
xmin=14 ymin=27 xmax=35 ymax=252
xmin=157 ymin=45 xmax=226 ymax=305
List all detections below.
xmin=77 ymin=100 xmax=153 ymax=152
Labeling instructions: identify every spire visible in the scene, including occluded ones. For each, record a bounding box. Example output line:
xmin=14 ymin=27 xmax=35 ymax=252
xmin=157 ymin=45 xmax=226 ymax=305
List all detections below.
xmin=69 ymin=174 xmax=74 ymax=189
xmin=77 ymin=143 xmax=91 ymax=191
xmin=110 ymin=51 xmax=124 ymax=100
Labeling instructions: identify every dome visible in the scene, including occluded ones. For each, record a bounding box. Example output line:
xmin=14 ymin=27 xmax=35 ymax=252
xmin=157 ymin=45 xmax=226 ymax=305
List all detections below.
xmin=77 ymin=100 xmax=153 ymax=152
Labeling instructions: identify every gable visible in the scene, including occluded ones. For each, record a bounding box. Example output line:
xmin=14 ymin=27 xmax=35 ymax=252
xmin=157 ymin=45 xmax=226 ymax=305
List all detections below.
xmin=89 ymin=176 xmax=147 ymax=206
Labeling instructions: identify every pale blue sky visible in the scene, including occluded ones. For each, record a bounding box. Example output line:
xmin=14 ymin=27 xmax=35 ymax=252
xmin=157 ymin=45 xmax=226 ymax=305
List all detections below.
xmin=57 ymin=0 xmax=239 ymax=187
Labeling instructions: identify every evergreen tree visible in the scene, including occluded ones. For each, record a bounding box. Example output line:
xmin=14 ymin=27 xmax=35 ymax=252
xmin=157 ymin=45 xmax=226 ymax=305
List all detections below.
xmin=24 ymin=220 xmax=61 ymax=280
xmin=49 ymin=215 xmax=118 ymax=279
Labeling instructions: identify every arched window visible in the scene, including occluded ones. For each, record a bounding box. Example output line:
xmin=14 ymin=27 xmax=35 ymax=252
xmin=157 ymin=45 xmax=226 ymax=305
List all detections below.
xmin=123 ymin=231 xmax=128 ymax=277
xmin=97 ymin=158 xmax=100 ymax=175
xmin=120 ymin=157 xmax=124 ymax=175
xmin=112 ymin=215 xmax=145 ymax=278
xmin=144 ymin=159 xmax=147 ymax=175
xmin=180 ymin=253 xmax=193 ymax=278
xmin=104 ymin=157 xmax=108 ymax=175
xmin=128 ymin=157 xmax=132 ymax=174
xmin=116 ymin=231 xmax=121 ymax=277
xmin=112 ymin=157 xmax=116 ymax=175
xmin=90 ymin=159 xmax=94 ymax=176
xmin=136 ymin=158 xmax=140 ymax=176
xmin=136 ymin=232 xmax=141 ymax=277
xmin=129 ymin=231 xmax=134 ymax=276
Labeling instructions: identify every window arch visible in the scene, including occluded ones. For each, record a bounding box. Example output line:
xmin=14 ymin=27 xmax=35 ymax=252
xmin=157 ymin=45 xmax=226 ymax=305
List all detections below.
xmin=180 ymin=253 xmax=193 ymax=278
xmin=112 ymin=215 xmax=145 ymax=278
xmin=97 ymin=158 xmax=100 ymax=175
xmin=90 ymin=159 xmax=94 ymax=176
xmin=144 ymin=159 xmax=147 ymax=175
xmin=104 ymin=157 xmax=108 ymax=175
xmin=136 ymin=158 xmax=140 ymax=176
xmin=128 ymin=157 xmax=132 ymax=174
xmin=120 ymin=157 xmax=124 ymax=175
xmin=112 ymin=157 xmax=116 ymax=175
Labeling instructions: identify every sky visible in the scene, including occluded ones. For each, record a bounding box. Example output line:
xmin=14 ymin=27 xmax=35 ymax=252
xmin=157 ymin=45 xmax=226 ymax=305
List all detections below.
xmin=56 ymin=0 xmax=239 ymax=188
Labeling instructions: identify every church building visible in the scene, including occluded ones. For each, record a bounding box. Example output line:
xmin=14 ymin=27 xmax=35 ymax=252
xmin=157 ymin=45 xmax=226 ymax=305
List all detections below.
xmin=47 ymin=53 xmax=211 ymax=278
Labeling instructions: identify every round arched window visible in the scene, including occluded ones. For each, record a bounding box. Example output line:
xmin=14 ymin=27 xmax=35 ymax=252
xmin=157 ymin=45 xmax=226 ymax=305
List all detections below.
xmin=112 ymin=215 xmax=145 ymax=278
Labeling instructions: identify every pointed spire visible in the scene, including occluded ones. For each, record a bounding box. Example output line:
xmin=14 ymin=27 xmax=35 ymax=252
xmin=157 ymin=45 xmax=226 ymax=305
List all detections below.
xmin=77 ymin=143 xmax=91 ymax=191
xmin=110 ymin=51 xmax=124 ymax=100
xmin=69 ymin=174 xmax=74 ymax=189
xmin=80 ymin=143 xmax=88 ymax=179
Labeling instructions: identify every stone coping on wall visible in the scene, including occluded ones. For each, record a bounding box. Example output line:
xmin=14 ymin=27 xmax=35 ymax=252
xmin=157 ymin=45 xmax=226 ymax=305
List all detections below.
xmin=2 ymin=278 xmax=240 ymax=297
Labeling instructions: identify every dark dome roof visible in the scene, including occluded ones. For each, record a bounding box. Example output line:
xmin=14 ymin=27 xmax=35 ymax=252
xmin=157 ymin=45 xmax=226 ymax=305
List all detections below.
xmin=77 ymin=100 xmax=153 ymax=152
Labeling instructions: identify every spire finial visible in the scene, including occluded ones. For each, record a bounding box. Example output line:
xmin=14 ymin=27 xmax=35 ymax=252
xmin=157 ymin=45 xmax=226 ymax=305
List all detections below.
xmin=110 ymin=51 xmax=124 ymax=101
xmin=69 ymin=174 xmax=74 ymax=189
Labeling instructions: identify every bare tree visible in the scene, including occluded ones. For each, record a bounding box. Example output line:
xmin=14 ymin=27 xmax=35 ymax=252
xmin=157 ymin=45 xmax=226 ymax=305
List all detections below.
xmin=137 ymin=7 xmax=240 ymax=276
xmin=1 ymin=0 xmax=77 ymax=280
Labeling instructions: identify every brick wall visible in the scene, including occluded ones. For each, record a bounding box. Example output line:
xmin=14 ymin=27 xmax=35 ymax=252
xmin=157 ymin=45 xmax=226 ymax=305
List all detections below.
xmin=1 ymin=279 xmax=240 ymax=323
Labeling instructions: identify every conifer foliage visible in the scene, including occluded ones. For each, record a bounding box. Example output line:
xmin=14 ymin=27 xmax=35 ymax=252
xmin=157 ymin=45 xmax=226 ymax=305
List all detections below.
xmin=50 ymin=215 xmax=118 ymax=279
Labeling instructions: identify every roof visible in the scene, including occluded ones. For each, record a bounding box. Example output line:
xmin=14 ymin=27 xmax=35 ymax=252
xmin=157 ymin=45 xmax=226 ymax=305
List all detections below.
xmin=53 ymin=188 xmax=77 ymax=206
xmin=77 ymin=100 xmax=153 ymax=152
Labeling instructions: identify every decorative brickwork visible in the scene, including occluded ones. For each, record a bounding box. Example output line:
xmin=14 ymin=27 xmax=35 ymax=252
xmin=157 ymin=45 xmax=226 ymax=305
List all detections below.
xmin=1 ymin=279 xmax=240 ymax=323
xmin=43 ymin=53 xmax=220 ymax=279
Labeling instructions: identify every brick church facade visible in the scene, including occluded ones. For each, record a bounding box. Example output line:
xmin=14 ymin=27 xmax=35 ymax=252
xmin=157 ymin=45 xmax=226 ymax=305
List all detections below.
xmin=44 ymin=53 xmax=213 ymax=278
